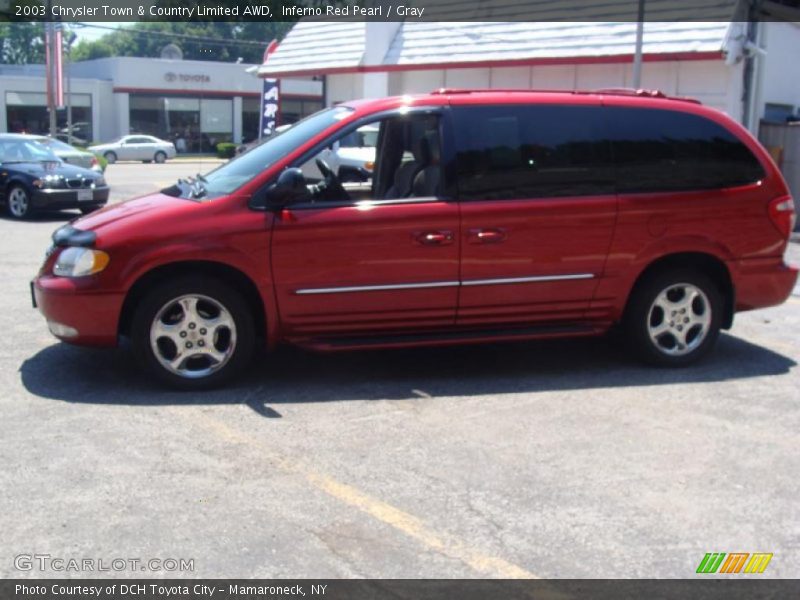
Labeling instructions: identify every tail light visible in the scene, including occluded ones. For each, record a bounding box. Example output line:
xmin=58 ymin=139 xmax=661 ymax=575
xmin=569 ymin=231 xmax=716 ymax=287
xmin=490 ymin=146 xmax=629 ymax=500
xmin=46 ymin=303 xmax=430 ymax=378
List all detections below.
xmin=768 ymin=195 xmax=796 ymax=239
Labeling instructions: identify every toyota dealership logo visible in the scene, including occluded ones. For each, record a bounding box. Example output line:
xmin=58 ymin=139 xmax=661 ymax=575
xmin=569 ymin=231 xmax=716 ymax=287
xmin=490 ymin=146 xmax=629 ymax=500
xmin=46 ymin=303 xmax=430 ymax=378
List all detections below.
xmin=163 ymin=72 xmax=210 ymax=84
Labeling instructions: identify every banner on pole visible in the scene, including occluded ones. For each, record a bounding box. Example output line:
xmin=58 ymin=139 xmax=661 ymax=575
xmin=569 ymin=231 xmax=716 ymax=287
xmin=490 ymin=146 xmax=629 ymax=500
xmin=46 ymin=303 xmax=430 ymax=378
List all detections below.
xmin=259 ymin=78 xmax=280 ymax=138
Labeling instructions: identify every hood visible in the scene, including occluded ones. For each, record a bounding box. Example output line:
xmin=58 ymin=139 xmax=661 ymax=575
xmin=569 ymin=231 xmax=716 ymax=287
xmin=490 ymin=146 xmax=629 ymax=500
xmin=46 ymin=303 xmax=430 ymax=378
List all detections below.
xmin=74 ymin=192 xmax=195 ymax=241
xmin=2 ymin=160 xmax=98 ymax=179
xmin=54 ymin=148 xmax=92 ymax=159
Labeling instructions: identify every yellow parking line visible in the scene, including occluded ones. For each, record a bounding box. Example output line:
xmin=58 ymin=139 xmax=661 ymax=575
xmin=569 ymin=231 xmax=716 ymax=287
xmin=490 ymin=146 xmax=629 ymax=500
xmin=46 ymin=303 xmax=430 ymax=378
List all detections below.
xmin=179 ymin=409 xmax=537 ymax=579
xmin=306 ymin=471 xmax=535 ymax=579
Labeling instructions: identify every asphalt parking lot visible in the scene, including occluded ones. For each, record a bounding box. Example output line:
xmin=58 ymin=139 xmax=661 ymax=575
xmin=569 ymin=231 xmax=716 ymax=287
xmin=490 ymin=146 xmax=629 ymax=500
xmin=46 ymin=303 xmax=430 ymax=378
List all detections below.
xmin=1 ymin=161 xmax=799 ymax=579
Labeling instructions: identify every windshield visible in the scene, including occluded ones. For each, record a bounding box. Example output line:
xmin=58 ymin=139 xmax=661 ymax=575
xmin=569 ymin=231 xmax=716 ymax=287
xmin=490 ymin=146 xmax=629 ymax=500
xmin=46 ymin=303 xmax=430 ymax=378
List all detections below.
xmin=0 ymin=139 xmax=59 ymax=163
xmin=35 ymin=138 xmax=79 ymax=153
xmin=174 ymin=106 xmax=354 ymax=200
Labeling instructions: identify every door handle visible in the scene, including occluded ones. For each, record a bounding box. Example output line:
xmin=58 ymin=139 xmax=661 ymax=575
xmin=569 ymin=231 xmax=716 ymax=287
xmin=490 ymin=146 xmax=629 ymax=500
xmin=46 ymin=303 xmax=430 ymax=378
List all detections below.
xmin=414 ymin=230 xmax=454 ymax=246
xmin=469 ymin=228 xmax=507 ymax=244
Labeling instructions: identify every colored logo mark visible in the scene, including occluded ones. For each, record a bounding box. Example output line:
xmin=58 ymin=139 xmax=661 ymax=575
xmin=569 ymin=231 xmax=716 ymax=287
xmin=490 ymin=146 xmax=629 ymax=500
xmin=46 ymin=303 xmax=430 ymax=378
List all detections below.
xmin=696 ymin=552 xmax=773 ymax=574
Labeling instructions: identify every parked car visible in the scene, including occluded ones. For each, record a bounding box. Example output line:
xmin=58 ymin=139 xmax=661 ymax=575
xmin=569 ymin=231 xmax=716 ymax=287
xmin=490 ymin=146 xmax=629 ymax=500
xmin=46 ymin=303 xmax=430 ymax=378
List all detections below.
xmin=0 ymin=134 xmax=109 ymax=219
xmin=32 ymin=135 xmax=104 ymax=172
xmin=89 ymin=135 xmax=176 ymax=164
xmin=54 ymin=132 xmax=89 ymax=147
xmin=334 ymin=123 xmax=378 ymax=182
xmin=32 ymin=89 xmax=797 ymax=389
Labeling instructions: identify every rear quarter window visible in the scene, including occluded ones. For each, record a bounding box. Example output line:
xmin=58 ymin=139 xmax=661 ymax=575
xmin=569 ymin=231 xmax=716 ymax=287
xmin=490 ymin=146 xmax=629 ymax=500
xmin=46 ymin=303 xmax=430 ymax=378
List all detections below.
xmin=452 ymin=105 xmax=615 ymax=200
xmin=605 ymin=106 xmax=765 ymax=193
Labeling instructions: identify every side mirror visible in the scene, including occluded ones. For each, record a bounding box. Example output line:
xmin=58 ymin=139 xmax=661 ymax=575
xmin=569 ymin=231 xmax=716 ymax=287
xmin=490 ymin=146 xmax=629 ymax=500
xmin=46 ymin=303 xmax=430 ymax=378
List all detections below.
xmin=251 ymin=168 xmax=308 ymax=210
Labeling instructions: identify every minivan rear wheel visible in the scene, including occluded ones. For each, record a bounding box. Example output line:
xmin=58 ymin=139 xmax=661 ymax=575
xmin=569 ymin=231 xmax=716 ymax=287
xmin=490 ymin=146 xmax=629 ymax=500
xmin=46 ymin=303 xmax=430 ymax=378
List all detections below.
xmin=624 ymin=269 xmax=722 ymax=366
xmin=131 ymin=277 xmax=255 ymax=390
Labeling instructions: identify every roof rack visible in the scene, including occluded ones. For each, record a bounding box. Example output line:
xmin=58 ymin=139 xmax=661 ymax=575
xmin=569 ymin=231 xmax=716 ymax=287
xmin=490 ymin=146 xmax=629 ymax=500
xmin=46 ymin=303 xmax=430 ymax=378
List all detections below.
xmin=430 ymin=87 xmax=701 ymax=104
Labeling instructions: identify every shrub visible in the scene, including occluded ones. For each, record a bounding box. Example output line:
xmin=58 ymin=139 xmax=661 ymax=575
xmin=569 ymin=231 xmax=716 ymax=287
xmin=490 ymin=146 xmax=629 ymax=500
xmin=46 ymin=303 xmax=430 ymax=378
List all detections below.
xmin=76 ymin=146 xmax=108 ymax=171
xmin=216 ymin=142 xmax=237 ymax=159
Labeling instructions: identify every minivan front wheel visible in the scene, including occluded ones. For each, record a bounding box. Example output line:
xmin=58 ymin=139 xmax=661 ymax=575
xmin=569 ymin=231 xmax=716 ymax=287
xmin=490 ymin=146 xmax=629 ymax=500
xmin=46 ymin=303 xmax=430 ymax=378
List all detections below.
xmin=625 ymin=269 xmax=722 ymax=366
xmin=131 ymin=277 xmax=255 ymax=389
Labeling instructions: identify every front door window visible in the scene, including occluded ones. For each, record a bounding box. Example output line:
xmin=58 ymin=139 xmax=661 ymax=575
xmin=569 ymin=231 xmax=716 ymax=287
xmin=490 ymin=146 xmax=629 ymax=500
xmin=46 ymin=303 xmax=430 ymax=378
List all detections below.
xmin=296 ymin=113 xmax=443 ymax=204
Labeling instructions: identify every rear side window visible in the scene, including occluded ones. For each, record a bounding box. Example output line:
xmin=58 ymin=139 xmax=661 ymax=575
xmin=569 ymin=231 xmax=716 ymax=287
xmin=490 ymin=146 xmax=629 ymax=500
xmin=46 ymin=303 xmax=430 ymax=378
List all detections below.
xmin=606 ymin=107 xmax=765 ymax=193
xmin=452 ymin=105 xmax=615 ymax=200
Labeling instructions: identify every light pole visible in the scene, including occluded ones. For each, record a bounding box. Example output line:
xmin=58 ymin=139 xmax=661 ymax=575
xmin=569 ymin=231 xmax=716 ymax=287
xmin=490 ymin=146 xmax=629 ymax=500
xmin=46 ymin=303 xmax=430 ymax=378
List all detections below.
xmin=632 ymin=0 xmax=646 ymax=89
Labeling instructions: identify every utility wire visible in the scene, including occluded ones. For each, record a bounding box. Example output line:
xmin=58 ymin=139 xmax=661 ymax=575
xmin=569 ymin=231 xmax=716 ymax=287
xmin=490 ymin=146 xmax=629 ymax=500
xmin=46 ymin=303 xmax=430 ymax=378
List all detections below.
xmin=72 ymin=22 xmax=273 ymax=47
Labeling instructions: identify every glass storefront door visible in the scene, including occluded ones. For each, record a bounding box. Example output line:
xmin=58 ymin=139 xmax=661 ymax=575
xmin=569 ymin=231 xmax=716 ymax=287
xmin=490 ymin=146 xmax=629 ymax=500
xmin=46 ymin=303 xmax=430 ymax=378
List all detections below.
xmin=5 ymin=91 xmax=93 ymax=144
xmin=129 ymin=94 xmax=232 ymax=154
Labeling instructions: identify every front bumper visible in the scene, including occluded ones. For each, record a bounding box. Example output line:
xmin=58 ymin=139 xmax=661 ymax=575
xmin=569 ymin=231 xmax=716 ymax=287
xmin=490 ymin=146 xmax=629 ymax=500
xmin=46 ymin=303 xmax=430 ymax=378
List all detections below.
xmin=732 ymin=257 xmax=799 ymax=312
xmin=32 ymin=186 xmax=110 ymax=210
xmin=32 ymin=274 xmax=123 ymax=347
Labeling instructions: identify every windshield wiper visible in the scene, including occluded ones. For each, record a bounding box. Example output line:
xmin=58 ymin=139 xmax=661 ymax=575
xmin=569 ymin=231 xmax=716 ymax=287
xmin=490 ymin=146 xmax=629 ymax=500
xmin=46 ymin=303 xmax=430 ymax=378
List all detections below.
xmin=189 ymin=173 xmax=207 ymax=199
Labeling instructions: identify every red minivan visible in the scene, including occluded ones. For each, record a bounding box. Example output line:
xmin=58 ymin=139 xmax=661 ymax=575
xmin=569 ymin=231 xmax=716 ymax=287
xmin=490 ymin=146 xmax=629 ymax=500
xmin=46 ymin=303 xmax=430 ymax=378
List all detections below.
xmin=32 ymin=89 xmax=798 ymax=389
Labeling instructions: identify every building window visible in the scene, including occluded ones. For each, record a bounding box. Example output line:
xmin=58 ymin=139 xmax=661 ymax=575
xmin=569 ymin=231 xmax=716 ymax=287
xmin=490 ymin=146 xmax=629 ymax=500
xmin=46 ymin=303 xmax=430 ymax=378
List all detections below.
xmin=5 ymin=91 xmax=93 ymax=144
xmin=242 ymin=97 xmax=261 ymax=144
xmin=281 ymin=98 xmax=323 ymax=125
xmin=129 ymin=94 xmax=233 ymax=154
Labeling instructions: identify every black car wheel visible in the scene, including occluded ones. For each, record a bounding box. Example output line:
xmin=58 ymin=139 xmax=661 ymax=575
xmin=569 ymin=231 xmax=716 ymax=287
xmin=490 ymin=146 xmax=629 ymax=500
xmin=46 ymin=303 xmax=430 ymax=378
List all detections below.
xmin=104 ymin=151 xmax=117 ymax=164
xmin=6 ymin=185 xmax=32 ymax=219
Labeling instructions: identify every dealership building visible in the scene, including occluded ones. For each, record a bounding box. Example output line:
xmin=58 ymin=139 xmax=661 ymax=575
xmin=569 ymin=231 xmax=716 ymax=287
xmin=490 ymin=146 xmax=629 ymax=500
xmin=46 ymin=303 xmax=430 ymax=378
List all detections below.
xmin=259 ymin=20 xmax=800 ymax=131
xmin=0 ymin=56 xmax=323 ymax=151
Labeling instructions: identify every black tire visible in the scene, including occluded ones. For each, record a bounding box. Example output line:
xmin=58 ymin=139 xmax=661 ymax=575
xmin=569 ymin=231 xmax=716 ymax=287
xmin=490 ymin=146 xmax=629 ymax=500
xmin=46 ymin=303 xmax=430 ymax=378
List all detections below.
xmin=154 ymin=151 xmax=167 ymax=164
xmin=624 ymin=268 xmax=723 ymax=367
xmin=6 ymin=184 xmax=33 ymax=219
xmin=130 ymin=276 xmax=255 ymax=390
xmin=104 ymin=151 xmax=117 ymax=164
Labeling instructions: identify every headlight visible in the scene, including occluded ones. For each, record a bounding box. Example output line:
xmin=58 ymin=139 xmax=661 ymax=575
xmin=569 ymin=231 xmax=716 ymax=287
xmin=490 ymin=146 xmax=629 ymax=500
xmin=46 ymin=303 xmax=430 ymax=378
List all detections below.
xmin=53 ymin=247 xmax=110 ymax=277
xmin=93 ymin=176 xmax=106 ymax=187
xmin=38 ymin=175 xmax=64 ymax=189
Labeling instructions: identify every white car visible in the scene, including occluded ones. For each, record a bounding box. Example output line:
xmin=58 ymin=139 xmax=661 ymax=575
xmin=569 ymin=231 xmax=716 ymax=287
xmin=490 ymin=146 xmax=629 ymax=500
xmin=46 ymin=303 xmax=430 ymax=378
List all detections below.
xmin=89 ymin=135 xmax=176 ymax=164
xmin=300 ymin=123 xmax=378 ymax=182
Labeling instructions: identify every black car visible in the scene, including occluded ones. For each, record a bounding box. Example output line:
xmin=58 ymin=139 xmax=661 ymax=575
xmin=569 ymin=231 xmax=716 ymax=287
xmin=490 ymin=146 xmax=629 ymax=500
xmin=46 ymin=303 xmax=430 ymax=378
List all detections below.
xmin=0 ymin=134 xmax=109 ymax=219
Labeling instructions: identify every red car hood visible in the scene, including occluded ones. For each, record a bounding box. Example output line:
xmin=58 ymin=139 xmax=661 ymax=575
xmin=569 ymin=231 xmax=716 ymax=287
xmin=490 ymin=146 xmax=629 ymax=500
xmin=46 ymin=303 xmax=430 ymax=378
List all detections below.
xmin=75 ymin=193 xmax=194 ymax=239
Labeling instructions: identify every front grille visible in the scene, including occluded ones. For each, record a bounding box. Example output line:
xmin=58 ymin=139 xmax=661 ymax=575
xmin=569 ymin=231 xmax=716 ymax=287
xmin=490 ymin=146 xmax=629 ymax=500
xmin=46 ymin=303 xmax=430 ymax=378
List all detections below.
xmin=65 ymin=178 xmax=91 ymax=189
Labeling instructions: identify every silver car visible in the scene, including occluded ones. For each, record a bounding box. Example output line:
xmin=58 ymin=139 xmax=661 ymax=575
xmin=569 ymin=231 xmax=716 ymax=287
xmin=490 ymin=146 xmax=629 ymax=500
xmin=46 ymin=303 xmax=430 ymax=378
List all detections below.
xmin=89 ymin=135 xmax=176 ymax=164
xmin=31 ymin=136 xmax=103 ymax=173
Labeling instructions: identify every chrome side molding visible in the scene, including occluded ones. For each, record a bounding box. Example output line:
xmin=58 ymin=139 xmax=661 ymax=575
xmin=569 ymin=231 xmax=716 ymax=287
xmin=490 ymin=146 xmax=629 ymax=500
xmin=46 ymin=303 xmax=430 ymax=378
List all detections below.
xmin=295 ymin=273 xmax=594 ymax=295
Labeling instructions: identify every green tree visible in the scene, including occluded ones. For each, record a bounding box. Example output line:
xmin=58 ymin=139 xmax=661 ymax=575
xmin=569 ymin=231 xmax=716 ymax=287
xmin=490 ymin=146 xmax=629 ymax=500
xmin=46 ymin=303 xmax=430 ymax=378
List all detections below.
xmin=0 ymin=22 xmax=46 ymax=64
xmin=70 ymin=22 xmax=292 ymax=64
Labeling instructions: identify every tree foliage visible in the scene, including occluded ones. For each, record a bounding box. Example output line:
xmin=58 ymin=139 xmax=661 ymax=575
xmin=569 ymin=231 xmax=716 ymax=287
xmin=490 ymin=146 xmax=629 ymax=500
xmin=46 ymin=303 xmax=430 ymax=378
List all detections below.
xmin=0 ymin=22 xmax=47 ymax=64
xmin=70 ymin=22 xmax=292 ymax=64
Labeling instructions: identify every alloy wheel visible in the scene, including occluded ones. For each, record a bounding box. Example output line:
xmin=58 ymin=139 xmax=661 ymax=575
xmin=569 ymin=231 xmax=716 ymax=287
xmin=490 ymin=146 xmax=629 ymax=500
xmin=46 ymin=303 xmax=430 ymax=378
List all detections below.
xmin=8 ymin=187 xmax=29 ymax=218
xmin=149 ymin=294 xmax=237 ymax=379
xmin=646 ymin=283 xmax=711 ymax=356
